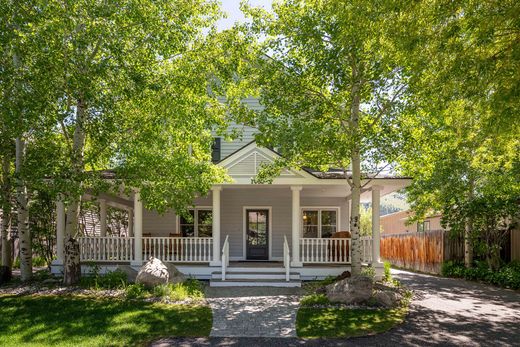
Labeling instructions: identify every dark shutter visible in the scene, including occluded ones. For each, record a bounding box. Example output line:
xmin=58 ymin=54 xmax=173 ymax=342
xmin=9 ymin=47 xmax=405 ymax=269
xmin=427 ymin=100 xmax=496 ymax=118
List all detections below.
xmin=211 ymin=137 xmax=221 ymax=162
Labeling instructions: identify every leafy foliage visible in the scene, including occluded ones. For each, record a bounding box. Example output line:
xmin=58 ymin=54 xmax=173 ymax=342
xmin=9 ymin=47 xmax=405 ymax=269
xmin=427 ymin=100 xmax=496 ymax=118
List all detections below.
xmin=441 ymin=260 xmax=520 ymax=290
xmin=80 ymin=268 xmax=128 ymax=290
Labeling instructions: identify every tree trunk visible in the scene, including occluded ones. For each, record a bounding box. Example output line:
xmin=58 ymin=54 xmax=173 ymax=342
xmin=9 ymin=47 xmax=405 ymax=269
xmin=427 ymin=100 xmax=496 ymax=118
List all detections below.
xmin=350 ymin=149 xmax=362 ymax=275
xmin=349 ymin=73 xmax=362 ymax=276
xmin=1 ymin=154 xmax=12 ymax=283
xmin=16 ymin=138 xmax=31 ymax=281
xmin=63 ymin=237 xmax=80 ymax=286
xmin=464 ymin=177 xmax=474 ymax=268
xmin=63 ymin=98 xmax=87 ymax=285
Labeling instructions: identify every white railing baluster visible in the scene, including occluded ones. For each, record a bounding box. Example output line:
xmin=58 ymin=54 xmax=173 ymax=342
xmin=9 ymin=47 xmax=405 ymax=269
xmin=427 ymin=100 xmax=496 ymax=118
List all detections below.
xmin=77 ymin=236 xmax=213 ymax=263
xmin=299 ymin=237 xmax=352 ymax=264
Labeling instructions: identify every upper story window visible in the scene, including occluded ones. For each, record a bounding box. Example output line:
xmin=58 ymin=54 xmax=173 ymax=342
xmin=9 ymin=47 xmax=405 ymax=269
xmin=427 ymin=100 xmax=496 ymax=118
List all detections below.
xmin=212 ymin=137 xmax=221 ymax=162
xmin=417 ymin=220 xmax=430 ymax=233
xmin=179 ymin=209 xmax=213 ymax=237
xmin=302 ymin=208 xmax=338 ymax=238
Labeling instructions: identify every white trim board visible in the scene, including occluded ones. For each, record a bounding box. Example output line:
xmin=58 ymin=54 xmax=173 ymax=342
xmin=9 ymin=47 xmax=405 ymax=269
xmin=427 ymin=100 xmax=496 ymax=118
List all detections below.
xmin=242 ymin=206 xmax=273 ymax=261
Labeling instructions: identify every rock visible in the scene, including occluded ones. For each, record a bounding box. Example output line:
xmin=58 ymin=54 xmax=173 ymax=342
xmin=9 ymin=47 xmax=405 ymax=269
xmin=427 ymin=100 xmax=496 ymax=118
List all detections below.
xmin=335 ymin=271 xmax=351 ymax=281
xmin=316 ymin=286 xmax=326 ymax=294
xmin=136 ymin=257 xmax=169 ymax=287
xmin=325 ymin=275 xmax=373 ymax=304
xmin=374 ymin=291 xmax=401 ymax=307
xmin=0 ymin=266 xmax=12 ymax=285
xmin=116 ymin=265 xmax=138 ymax=283
xmin=164 ymin=263 xmax=186 ymax=284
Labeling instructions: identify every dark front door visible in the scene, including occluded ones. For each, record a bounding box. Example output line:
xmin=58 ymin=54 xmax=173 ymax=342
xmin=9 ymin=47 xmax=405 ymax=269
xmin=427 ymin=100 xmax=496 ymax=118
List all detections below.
xmin=246 ymin=209 xmax=269 ymax=260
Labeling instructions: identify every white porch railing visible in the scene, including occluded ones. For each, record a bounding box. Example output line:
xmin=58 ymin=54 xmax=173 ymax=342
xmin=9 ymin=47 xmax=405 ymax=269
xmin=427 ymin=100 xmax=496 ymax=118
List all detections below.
xmin=360 ymin=236 xmax=373 ymax=263
xmin=300 ymin=238 xmax=351 ymax=264
xmin=283 ymin=235 xmax=290 ymax=281
xmin=221 ymin=235 xmax=230 ymax=281
xmin=143 ymin=237 xmax=213 ymax=263
xmin=79 ymin=236 xmax=213 ymax=263
xmin=79 ymin=237 xmax=135 ymax=262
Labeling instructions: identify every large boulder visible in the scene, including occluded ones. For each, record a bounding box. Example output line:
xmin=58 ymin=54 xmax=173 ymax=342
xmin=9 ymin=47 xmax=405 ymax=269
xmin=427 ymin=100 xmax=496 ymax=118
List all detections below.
xmin=326 ymin=275 xmax=373 ymax=304
xmin=116 ymin=265 xmax=139 ymax=283
xmin=136 ymin=257 xmax=169 ymax=287
xmin=165 ymin=263 xmax=186 ymax=284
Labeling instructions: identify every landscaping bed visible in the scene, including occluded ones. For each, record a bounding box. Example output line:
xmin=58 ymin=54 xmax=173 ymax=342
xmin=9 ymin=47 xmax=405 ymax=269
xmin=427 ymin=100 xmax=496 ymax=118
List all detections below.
xmin=297 ymin=264 xmax=412 ymax=338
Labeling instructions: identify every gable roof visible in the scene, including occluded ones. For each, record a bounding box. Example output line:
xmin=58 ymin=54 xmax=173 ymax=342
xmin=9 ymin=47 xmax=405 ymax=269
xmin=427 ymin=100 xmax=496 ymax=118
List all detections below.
xmin=217 ymin=141 xmax=319 ymax=184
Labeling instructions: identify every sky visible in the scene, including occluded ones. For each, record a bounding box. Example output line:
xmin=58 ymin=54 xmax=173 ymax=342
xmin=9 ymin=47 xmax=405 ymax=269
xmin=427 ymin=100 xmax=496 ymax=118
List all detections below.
xmin=216 ymin=0 xmax=273 ymax=31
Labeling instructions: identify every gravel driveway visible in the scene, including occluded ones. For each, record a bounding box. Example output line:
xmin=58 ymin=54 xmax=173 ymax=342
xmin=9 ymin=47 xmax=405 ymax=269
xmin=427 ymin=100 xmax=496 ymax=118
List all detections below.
xmin=151 ymin=269 xmax=520 ymax=347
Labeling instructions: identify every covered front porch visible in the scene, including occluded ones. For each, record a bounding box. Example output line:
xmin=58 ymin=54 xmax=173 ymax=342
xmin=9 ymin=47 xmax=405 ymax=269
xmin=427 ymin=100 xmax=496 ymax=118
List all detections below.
xmin=51 ymin=182 xmax=404 ymax=283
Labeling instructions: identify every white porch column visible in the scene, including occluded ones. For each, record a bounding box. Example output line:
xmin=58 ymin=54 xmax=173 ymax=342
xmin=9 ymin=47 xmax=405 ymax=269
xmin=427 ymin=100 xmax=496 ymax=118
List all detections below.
xmin=372 ymin=185 xmax=384 ymax=279
xmin=132 ymin=190 xmax=143 ymax=265
xmin=54 ymin=195 xmax=65 ymax=265
xmin=99 ymin=199 xmax=107 ymax=237
xmin=127 ymin=208 xmax=134 ymax=237
xmin=291 ymin=186 xmax=302 ymax=267
xmin=210 ymin=186 xmax=222 ymax=266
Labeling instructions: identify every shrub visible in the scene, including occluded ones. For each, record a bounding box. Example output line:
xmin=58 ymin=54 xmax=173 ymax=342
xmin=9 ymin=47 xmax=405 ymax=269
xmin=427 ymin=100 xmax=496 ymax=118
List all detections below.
xmin=169 ymin=279 xmax=205 ymax=301
xmin=383 ymin=261 xmax=392 ymax=282
xmin=32 ymin=257 xmax=48 ymax=267
xmin=80 ymin=269 xmax=128 ymax=290
xmin=125 ymin=283 xmax=148 ymax=299
xmin=440 ymin=260 xmax=520 ymax=289
xmin=361 ymin=266 xmax=375 ymax=279
xmin=300 ymin=294 xmax=330 ymax=307
xmin=153 ymin=284 xmax=173 ymax=299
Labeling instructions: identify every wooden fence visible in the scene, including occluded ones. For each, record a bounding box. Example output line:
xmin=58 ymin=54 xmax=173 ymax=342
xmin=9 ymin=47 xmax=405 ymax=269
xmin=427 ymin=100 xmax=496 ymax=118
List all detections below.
xmin=381 ymin=230 xmax=463 ymax=274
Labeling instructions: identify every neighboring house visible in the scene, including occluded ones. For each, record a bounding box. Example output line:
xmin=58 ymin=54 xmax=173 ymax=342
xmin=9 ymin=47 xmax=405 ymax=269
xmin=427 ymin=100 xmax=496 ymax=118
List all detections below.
xmin=51 ymin=101 xmax=411 ymax=286
xmin=380 ymin=210 xmax=443 ymax=235
xmin=381 ymin=210 xmax=520 ymax=263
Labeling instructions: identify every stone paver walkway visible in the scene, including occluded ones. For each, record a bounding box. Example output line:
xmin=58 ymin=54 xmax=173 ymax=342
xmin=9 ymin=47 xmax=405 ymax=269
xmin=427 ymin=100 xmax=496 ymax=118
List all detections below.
xmin=151 ymin=270 xmax=520 ymax=346
xmin=205 ymin=286 xmax=304 ymax=337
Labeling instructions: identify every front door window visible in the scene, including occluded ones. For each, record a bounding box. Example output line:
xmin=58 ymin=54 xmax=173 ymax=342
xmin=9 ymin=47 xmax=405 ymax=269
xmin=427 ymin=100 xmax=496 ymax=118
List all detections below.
xmin=246 ymin=209 xmax=269 ymax=260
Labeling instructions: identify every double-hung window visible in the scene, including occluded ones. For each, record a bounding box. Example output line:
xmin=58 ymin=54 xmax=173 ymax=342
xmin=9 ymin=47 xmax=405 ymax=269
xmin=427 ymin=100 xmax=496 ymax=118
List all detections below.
xmin=179 ymin=209 xmax=213 ymax=237
xmin=302 ymin=208 xmax=338 ymax=238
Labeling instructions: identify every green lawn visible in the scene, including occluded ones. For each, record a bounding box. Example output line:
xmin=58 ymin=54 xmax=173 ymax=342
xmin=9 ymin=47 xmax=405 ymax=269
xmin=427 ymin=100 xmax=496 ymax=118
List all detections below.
xmin=296 ymin=306 xmax=407 ymax=338
xmin=0 ymin=295 xmax=212 ymax=346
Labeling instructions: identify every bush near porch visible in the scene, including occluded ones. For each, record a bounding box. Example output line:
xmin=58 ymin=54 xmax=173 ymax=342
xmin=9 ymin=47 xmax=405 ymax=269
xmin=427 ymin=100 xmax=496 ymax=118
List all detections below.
xmin=0 ymin=295 xmax=212 ymax=346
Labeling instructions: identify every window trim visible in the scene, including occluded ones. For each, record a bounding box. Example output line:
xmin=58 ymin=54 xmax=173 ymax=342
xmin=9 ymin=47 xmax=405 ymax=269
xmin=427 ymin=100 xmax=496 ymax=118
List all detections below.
xmin=300 ymin=207 xmax=340 ymax=238
xmin=176 ymin=206 xmax=212 ymax=237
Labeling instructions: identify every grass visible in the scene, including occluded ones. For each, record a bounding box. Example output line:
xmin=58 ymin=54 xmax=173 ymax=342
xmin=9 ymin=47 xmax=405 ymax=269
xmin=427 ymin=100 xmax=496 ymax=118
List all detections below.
xmin=125 ymin=279 xmax=205 ymax=301
xmin=0 ymin=294 xmax=212 ymax=346
xmin=296 ymin=306 xmax=408 ymax=338
xmin=298 ymin=270 xmax=411 ymax=338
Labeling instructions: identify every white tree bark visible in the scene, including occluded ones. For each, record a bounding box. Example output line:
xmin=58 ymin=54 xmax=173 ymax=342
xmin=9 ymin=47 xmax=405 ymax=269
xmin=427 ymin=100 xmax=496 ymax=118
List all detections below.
xmin=64 ymin=98 xmax=87 ymax=285
xmin=349 ymin=75 xmax=362 ymax=276
xmin=16 ymin=138 xmax=31 ymax=281
xmin=464 ymin=177 xmax=474 ymax=268
xmin=1 ymin=154 xmax=12 ymax=271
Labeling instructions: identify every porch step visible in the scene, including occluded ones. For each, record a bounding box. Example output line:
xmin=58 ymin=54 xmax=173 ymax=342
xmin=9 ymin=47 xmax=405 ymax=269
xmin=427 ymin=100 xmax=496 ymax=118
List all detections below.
xmin=224 ymin=266 xmax=287 ymax=273
xmin=209 ymin=278 xmax=302 ymax=288
xmin=211 ymin=271 xmax=300 ymax=280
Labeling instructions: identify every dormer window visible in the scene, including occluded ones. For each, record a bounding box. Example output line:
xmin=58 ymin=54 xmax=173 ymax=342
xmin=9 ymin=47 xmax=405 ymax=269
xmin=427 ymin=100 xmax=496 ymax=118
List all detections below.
xmin=212 ymin=137 xmax=221 ymax=162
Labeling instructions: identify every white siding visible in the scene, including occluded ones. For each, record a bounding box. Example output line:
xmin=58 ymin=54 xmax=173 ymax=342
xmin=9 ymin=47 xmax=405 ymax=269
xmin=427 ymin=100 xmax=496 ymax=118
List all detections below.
xmin=214 ymin=97 xmax=263 ymax=160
